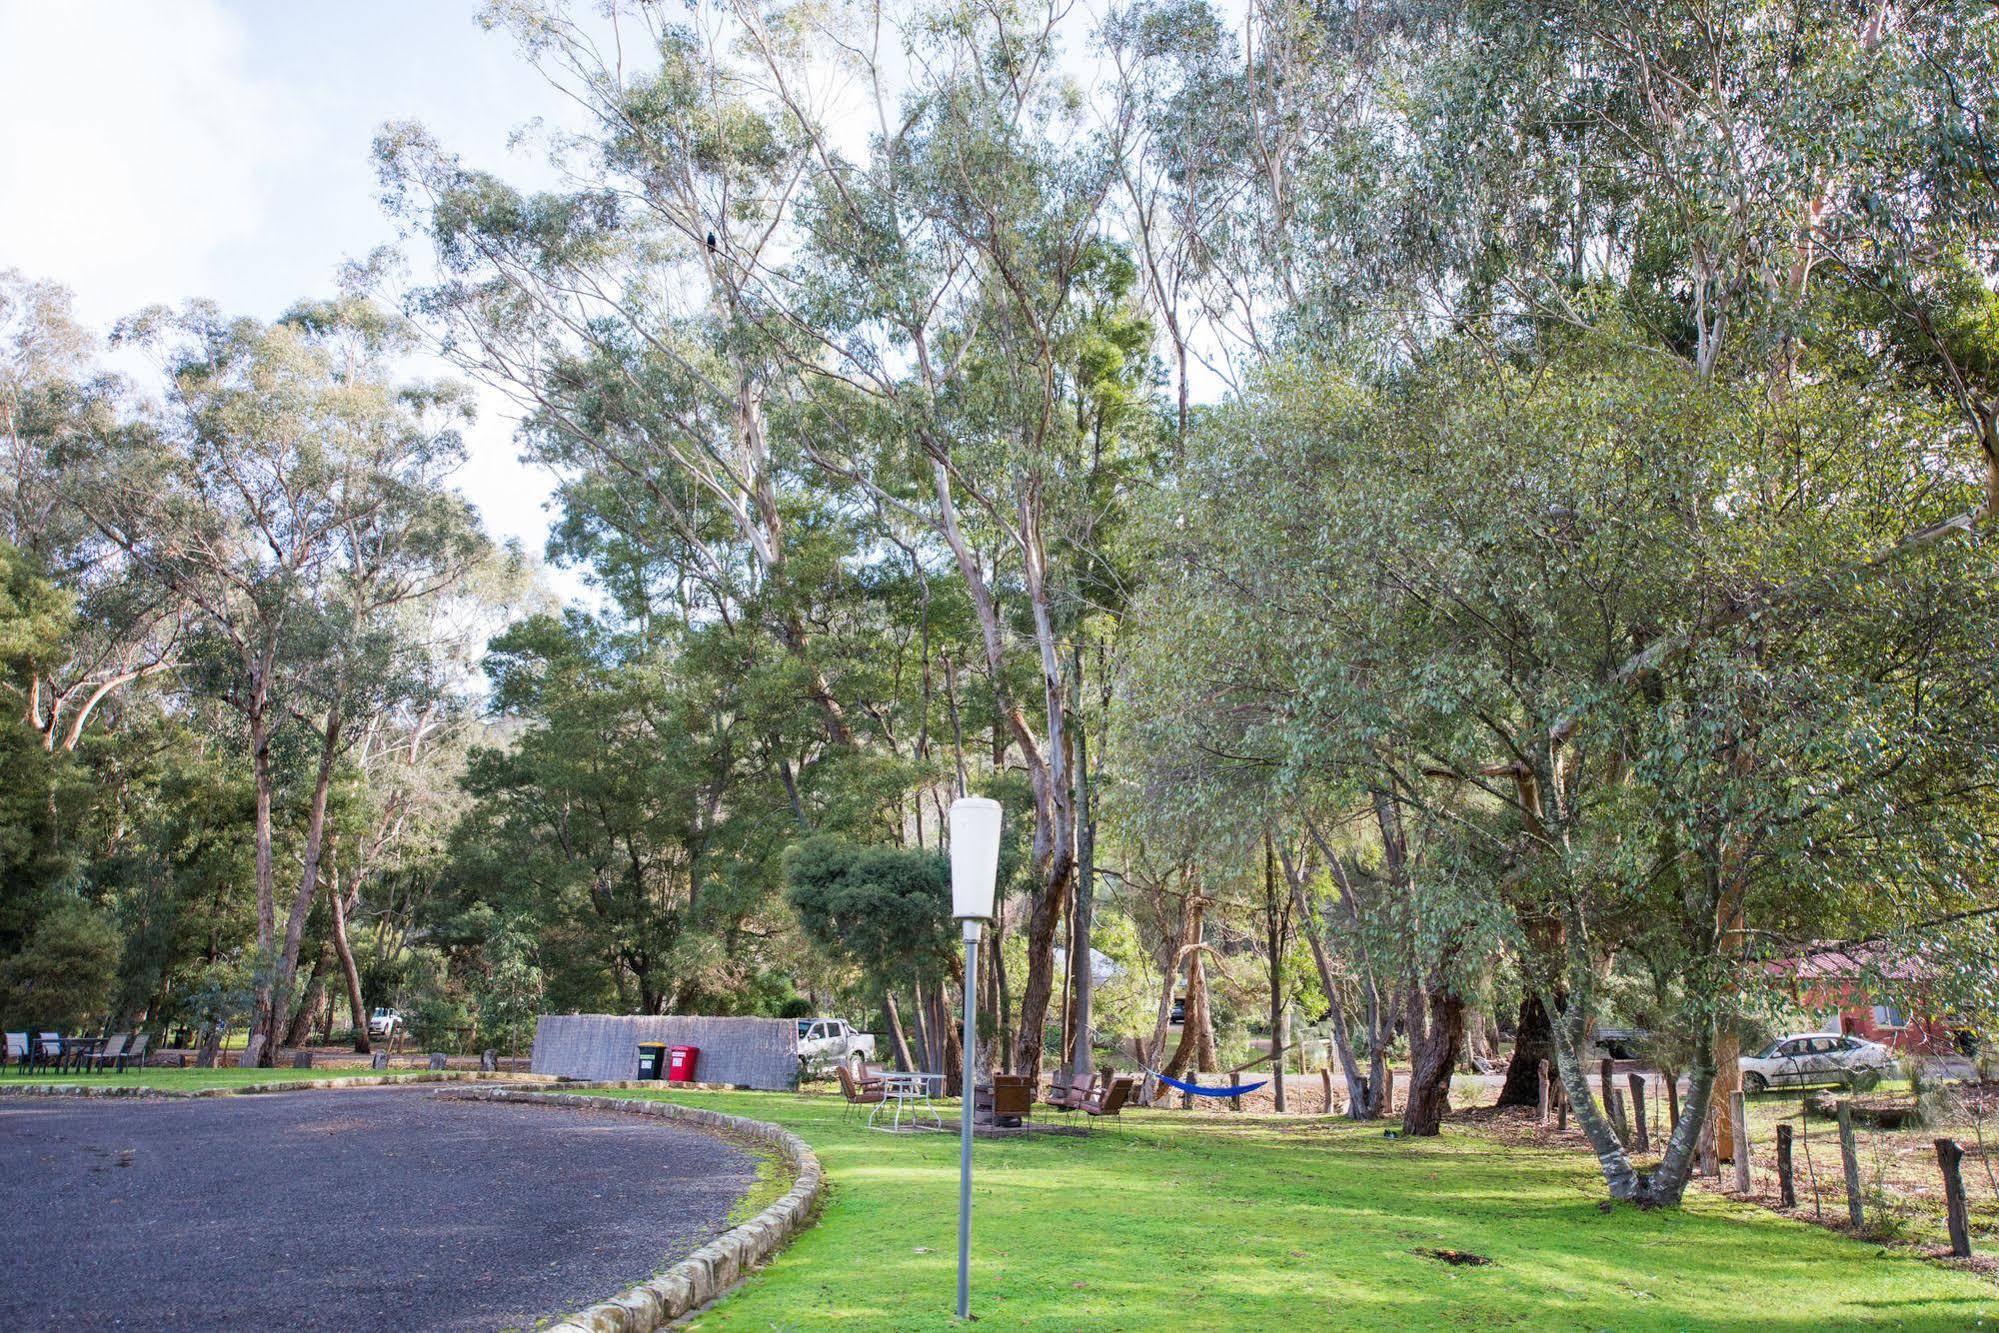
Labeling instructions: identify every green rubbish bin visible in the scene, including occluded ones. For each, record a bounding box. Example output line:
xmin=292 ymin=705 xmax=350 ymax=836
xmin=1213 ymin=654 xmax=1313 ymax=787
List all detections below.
xmin=636 ymin=1042 xmax=668 ymax=1080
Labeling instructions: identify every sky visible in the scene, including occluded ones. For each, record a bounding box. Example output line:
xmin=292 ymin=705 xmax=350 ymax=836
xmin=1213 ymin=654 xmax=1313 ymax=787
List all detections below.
xmin=0 ymin=1 xmax=582 ymax=588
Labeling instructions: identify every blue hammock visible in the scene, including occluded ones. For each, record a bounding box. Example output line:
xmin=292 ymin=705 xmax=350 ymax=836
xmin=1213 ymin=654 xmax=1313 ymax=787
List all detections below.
xmin=1149 ymin=1070 xmax=1268 ymax=1098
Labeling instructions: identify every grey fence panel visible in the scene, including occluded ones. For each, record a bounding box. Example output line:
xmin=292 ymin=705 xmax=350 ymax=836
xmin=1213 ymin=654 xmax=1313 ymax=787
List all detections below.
xmin=530 ymin=1015 xmax=799 ymax=1090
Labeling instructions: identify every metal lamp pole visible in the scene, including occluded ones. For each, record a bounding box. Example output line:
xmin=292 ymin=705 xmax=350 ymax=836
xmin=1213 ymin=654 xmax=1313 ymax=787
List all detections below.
xmin=957 ymin=918 xmax=979 ymax=1320
xmin=947 ymin=796 xmax=1001 ymax=1322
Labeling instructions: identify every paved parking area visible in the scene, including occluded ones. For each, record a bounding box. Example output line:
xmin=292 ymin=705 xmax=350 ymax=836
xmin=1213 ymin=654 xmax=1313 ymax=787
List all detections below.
xmin=0 ymin=1087 xmax=756 ymax=1330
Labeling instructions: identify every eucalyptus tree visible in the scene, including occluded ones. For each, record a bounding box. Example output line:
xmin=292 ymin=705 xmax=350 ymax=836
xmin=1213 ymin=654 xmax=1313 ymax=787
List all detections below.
xmin=76 ymin=301 xmax=492 ymax=1063
xmin=0 ymin=274 xmax=183 ymax=751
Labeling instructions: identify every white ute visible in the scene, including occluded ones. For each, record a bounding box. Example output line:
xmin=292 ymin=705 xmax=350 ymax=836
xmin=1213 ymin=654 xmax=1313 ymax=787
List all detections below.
xmin=796 ymin=1017 xmax=876 ymax=1070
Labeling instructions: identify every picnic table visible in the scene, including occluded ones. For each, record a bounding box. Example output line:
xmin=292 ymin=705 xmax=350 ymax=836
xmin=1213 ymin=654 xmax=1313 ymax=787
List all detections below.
xmin=870 ymin=1071 xmax=945 ymax=1132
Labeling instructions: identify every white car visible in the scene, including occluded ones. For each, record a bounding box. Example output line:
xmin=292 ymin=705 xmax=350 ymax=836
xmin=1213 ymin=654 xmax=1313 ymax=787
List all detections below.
xmin=796 ymin=1017 xmax=876 ymax=1068
xmin=1739 ymin=1033 xmax=1894 ymax=1093
xmin=367 ymin=1007 xmax=404 ymax=1039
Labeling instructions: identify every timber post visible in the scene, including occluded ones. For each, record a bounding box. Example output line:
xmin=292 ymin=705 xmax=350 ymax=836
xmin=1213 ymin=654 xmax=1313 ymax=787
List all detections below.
xmin=1776 ymin=1123 xmax=1796 ymax=1208
xmin=1536 ymin=1059 xmax=1550 ymax=1126
xmin=1732 ymin=1090 xmax=1751 ymax=1193
xmin=1837 ymin=1100 xmax=1864 ymax=1229
xmin=1627 ymin=1072 xmax=1648 ymax=1154
xmin=1936 ymin=1139 xmax=1973 ymax=1258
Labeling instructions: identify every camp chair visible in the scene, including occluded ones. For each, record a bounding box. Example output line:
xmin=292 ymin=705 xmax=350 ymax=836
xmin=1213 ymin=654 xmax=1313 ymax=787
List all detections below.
xmin=836 ymin=1063 xmax=886 ymax=1123
xmin=1043 ymin=1068 xmax=1098 ymax=1111
xmin=33 ymin=1034 xmax=62 ymax=1075
xmin=120 ymin=1033 xmax=149 ymax=1072
xmin=1083 ymin=1076 xmax=1136 ymax=1118
xmin=88 ymin=1035 xmax=128 ymax=1072
xmin=4 ymin=1033 xmax=26 ymax=1074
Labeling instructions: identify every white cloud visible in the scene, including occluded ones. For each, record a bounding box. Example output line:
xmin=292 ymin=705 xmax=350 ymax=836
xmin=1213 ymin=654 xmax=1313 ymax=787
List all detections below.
xmin=0 ymin=1 xmax=287 ymax=327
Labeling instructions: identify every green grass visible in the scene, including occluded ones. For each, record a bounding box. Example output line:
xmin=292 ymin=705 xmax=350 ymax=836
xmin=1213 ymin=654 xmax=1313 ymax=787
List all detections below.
xmin=579 ymin=1088 xmax=1993 ymax=1330
xmin=1 ymin=1066 xmax=455 ymax=1093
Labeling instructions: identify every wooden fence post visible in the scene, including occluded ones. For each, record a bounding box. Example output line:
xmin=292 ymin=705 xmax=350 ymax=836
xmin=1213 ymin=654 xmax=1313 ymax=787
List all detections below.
xmin=1732 ymin=1091 xmax=1752 ymax=1193
xmin=1381 ymin=1066 xmax=1395 ymax=1117
xmin=1698 ymin=1112 xmax=1718 ymax=1178
xmin=1665 ymin=1070 xmax=1680 ymax=1136
xmin=1599 ymin=1058 xmax=1626 ymax=1138
xmin=1776 ymin=1123 xmax=1796 ymax=1208
xmin=1628 ymin=1073 xmax=1649 ymax=1154
xmin=1321 ymin=1066 xmax=1335 ymax=1115
xmin=1537 ymin=1059 xmax=1551 ymax=1126
xmin=1837 ymin=1100 xmax=1864 ymax=1229
xmin=1936 ymin=1139 xmax=1973 ymax=1258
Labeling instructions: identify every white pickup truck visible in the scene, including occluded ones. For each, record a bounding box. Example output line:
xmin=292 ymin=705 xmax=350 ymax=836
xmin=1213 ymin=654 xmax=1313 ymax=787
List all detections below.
xmin=797 ymin=1017 xmax=876 ymax=1069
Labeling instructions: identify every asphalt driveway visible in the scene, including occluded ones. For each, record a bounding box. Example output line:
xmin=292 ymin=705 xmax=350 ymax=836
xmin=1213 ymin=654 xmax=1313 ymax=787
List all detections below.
xmin=0 ymin=1087 xmax=757 ymax=1330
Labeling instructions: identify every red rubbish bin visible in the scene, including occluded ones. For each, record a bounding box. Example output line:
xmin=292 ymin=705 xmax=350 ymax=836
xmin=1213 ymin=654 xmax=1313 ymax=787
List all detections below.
xmin=667 ymin=1044 xmax=700 ymax=1084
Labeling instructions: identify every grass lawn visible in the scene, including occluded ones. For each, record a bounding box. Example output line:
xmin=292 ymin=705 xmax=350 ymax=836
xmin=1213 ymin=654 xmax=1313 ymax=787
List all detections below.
xmin=0 ymin=1067 xmax=460 ymax=1094
xmin=585 ymin=1088 xmax=1993 ymax=1330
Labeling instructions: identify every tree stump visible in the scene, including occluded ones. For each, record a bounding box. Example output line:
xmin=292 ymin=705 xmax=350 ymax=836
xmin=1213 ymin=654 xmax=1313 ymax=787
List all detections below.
xmin=1627 ymin=1073 xmax=1649 ymax=1154
xmin=1321 ymin=1067 xmax=1335 ymax=1114
xmin=1936 ymin=1139 xmax=1973 ymax=1258
xmin=1732 ymin=1091 xmax=1752 ymax=1193
xmin=1837 ymin=1100 xmax=1864 ymax=1228
xmin=427 ymin=1052 xmax=448 ymax=1071
xmin=1536 ymin=1059 xmax=1551 ymax=1126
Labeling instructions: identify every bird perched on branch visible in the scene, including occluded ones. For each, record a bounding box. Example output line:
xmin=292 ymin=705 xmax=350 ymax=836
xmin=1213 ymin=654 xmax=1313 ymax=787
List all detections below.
xmin=706 ymin=230 xmax=717 ymax=254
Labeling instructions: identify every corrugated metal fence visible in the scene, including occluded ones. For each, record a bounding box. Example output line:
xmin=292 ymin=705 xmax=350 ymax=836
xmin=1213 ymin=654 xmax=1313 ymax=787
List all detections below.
xmin=530 ymin=1015 xmax=799 ymax=1090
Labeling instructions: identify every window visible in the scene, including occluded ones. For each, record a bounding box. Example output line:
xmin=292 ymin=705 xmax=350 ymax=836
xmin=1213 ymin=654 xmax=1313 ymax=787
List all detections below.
xmin=1780 ymin=1040 xmax=1809 ymax=1057
xmin=1871 ymin=1004 xmax=1907 ymax=1029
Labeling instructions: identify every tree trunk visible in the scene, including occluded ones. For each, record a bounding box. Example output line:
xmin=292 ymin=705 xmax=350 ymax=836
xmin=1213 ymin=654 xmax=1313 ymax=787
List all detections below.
xmin=259 ymin=708 xmax=342 ymax=1064
xmin=1497 ymin=992 xmax=1556 ymax=1108
xmin=1552 ymin=988 xmax=1715 ymax=1205
xmin=331 ymin=874 xmax=370 ymax=1055
xmin=883 ymin=991 xmax=915 ymax=1072
xmin=247 ymin=696 xmax=277 ymax=1057
xmin=284 ymin=944 xmax=330 ymax=1048
xmin=1066 ymin=648 xmax=1097 ymax=1082
xmin=1403 ymin=987 xmax=1465 ymax=1136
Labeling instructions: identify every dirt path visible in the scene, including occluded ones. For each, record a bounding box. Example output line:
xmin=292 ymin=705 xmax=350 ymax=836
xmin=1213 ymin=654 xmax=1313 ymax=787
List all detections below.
xmin=0 ymin=1086 xmax=757 ymax=1330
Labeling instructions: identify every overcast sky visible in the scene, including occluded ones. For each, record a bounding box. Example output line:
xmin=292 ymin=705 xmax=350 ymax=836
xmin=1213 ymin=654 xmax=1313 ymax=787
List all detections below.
xmin=0 ymin=1 xmax=581 ymax=584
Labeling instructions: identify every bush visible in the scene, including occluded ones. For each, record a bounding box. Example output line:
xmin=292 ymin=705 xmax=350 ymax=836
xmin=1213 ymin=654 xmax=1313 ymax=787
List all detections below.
xmin=0 ymin=898 xmax=122 ymax=1030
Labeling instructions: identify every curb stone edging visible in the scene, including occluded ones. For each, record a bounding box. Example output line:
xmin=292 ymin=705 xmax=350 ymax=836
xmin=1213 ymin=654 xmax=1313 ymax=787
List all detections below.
xmin=0 ymin=1071 xmax=556 ymax=1099
xmin=447 ymin=1089 xmax=825 ymax=1332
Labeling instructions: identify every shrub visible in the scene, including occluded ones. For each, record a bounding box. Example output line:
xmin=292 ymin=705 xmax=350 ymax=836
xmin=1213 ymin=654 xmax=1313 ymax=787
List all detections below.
xmin=0 ymin=898 xmax=122 ymax=1031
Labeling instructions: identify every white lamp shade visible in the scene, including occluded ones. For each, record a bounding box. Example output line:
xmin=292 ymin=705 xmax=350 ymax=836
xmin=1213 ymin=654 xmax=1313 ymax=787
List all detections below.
xmin=948 ymin=796 xmax=1003 ymax=920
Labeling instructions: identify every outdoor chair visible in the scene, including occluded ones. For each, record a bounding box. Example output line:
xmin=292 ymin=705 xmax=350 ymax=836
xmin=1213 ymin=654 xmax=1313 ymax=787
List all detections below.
xmin=836 ymin=1063 xmax=886 ymax=1122
xmin=1082 ymin=1076 xmax=1136 ymax=1118
xmin=34 ymin=1034 xmax=62 ymax=1075
xmin=1043 ymin=1068 xmax=1098 ymax=1111
xmin=89 ymin=1035 xmax=128 ymax=1072
xmin=4 ymin=1033 xmax=26 ymax=1074
xmin=120 ymin=1033 xmax=149 ymax=1072
xmin=974 ymin=1074 xmax=1035 ymax=1128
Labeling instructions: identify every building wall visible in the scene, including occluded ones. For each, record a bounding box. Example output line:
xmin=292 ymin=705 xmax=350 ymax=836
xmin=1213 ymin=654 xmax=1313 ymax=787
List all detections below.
xmin=530 ymin=1014 xmax=800 ymax=1089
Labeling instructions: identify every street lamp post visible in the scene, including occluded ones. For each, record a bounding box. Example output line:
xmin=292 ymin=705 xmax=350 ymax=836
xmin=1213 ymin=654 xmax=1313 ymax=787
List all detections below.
xmin=948 ymin=796 xmax=1002 ymax=1321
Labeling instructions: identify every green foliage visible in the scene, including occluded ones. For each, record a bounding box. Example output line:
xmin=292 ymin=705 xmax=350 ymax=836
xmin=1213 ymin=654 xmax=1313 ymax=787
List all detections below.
xmin=0 ymin=897 xmax=122 ymax=1030
xmin=785 ymin=836 xmax=954 ymax=993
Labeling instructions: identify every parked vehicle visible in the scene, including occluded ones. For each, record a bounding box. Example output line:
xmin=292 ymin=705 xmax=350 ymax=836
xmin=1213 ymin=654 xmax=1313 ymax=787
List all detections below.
xmin=1588 ymin=1026 xmax=1650 ymax=1061
xmin=796 ymin=1017 xmax=876 ymax=1068
xmin=367 ymin=1007 xmax=404 ymax=1039
xmin=1739 ymin=1033 xmax=1894 ymax=1092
